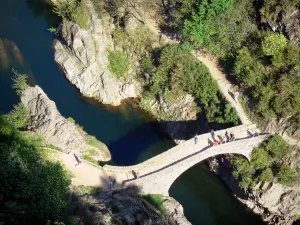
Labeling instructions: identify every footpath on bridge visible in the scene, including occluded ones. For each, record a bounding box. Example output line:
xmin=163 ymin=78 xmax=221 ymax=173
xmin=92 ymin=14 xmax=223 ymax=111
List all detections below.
xmin=103 ymin=124 xmax=265 ymax=195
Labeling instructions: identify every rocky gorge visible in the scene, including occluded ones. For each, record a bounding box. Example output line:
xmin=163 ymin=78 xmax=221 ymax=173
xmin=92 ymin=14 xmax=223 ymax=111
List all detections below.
xmin=41 ymin=0 xmax=300 ymax=224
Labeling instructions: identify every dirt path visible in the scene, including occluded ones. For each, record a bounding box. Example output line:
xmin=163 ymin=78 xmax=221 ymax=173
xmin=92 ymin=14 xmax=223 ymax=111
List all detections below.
xmin=193 ymin=53 xmax=300 ymax=147
xmin=48 ymin=149 xmax=128 ymax=190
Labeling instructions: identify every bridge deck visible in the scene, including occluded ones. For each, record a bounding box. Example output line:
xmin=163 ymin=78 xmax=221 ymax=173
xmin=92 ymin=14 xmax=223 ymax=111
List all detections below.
xmin=104 ymin=124 xmax=262 ymax=188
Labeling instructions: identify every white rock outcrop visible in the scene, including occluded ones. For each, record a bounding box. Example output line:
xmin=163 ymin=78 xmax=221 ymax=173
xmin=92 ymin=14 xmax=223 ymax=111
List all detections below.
xmin=53 ymin=0 xmax=139 ymax=106
xmin=21 ymin=86 xmax=111 ymax=161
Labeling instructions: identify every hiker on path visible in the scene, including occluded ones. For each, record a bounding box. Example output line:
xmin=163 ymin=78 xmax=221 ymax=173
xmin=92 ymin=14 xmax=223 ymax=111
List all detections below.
xmin=234 ymin=92 xmax=239 ymax=103
xmin=74 ymin=154 xmax=82 ymax=167
xmin=210 ymin=129 xmax=216 ymax=140
xmin=230 ymin=132 xmax=235 ymax=141
xmin=194 ymin=135 xmax=199 ymax=144
xmin=213 ymin=140 xmax=219 ymax=146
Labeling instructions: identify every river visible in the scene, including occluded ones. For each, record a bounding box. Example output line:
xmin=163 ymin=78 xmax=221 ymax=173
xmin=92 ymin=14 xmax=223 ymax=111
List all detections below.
xmin=0 ymin=0 xmax=264 ymax=224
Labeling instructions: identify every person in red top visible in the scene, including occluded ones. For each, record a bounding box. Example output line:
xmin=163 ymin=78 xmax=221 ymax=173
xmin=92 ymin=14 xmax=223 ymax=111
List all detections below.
xmin=213 ymin=140 xmax=219 ymax=146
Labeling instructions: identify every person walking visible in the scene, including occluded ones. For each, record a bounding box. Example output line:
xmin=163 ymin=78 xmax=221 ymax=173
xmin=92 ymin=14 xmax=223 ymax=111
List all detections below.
xmin=75 ymin=154 xmax=82 ymax=167
xmin=210 ymin=129 xmax=216 ymax=140
xmin=230 ymin=132 xmax=235 ymax=141
xmin=234 ymin=92 xmax=239 ymax=103
xmin=194 ymin=135 xmax=199 ymax=144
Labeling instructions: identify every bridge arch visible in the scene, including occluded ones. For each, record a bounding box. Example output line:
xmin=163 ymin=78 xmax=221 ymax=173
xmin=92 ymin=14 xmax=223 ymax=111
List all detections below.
xmin=104 ymin=126 xmax=267 ymax=196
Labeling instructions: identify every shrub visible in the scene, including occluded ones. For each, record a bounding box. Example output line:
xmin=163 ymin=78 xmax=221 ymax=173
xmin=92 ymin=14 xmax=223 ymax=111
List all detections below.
xmin=251 ymin=147 xmax=270 ymax=169
xmin=71 ymin=1 xmax=90 ymax=29
xmin=0 ymin=115 xmax=71 ymax=224
xmin=4 ymin=103 xmax=29 ymax=129
xmin=141 ymin=194 xmax=164 ymax=212
xmin=259 ymin=168 xmax=273 ymax=182
xmin=53 ymin=0 xmax=90 ymax=29
xmin=278 ymin=164 xmax=295 ymax=186
xmin=265 ymin=135 xmax=290 ymax=161
xmin=262 ymin=33 xmax=287 ymax=56
xmin=108 ymin=51 xmax=129 ymax=77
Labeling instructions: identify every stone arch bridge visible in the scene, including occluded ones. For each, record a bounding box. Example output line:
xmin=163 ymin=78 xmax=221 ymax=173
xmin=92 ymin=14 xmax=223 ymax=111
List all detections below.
xmin=104 ymin=125 xmax=268 ymax=196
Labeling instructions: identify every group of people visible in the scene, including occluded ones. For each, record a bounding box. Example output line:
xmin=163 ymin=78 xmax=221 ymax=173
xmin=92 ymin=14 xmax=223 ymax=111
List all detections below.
xmin=194 ymin=129 xmax=236 ymax=146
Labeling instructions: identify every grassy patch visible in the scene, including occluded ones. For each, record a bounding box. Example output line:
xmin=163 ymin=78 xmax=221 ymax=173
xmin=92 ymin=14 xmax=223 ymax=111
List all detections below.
xmin=108 ymin=51 xmax=129 ymax=78
xmin=67 ymin=117 xmax=75 ymax=123
xmin=71 ymin=1 xmax=90 ymax=29
xmin=140 ymin=194 xmax=164 ymax=212
xmin=83 ymin=148 xmax=98 ymax=164
xmin=87 ymin=138 xmax=105 ymax=149
xmin=75 ymin=185 xmax=102 ymax=194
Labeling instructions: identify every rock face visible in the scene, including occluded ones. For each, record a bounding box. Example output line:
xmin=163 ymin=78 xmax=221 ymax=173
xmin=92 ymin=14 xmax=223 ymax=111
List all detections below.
xmin=21 ymin=86 xmax=111 ymax=161
xmin=213 ymin=156 xmax=300 ymax=225
xmin=141 ymin=93 xmax=197 ymax=143
xmin=68 ymin=188 xmax=191 ymax=225
xmin=53 ymin=0 xmax=139 ymax=106
xmin=262 ymin=5 xmax=300 ymax=45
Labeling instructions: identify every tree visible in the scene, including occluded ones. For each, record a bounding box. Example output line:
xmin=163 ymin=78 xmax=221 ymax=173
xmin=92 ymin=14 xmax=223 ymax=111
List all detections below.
xmin=183 ymin=0 xmax=234 ymax=46
xmin=265 ymin=135 xmax=290 ymax=161
xmin=259 ymin=168 xmax=273 ymax=182
xmin=278 ymin=164 xmax=295 ymax=186
xmin=4 ymin=103 xmax=29 ymax=129
xmin=262 ymin=33 xmax=287 ymax=56
xmin=12 ymin=71 xmax=29 ymax=96
xmin=233 ymin=47 xmax=266 ymax=87
xmin=0 ymin=115 xmax=71 ymax=224
xmin=251 ymin=147 xmax=270 ymax=170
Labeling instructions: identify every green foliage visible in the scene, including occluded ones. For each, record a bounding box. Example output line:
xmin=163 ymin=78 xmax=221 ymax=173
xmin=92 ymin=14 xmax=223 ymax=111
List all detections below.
xmin=47 ymin=27 xmax=57 ymax=34
xmin=183 ymin=0 xmax=234 ymax=46
xmin=67 ymin=117 xmax=75 ymax=123
xmin=145 ymin=44 xmax=237 ymax=124
xmin=4 ymin=103 xmax=29 ymax=129
xmin=233 ymin=47 xmax=266 ymax=87
xmin=232 ymin=135 xmax=294 ymax=190
xmin=53 ymin=0 xmax=78 ymax=20
xmin=265 ymin=135 xmax=290 ymax=160
xmin=262 ymin=33 xmax=287 ymax=56
xmin=71 ymin=1 xmax=90 ymax=29
xmin=259 ymin=168 xmax=273 ymax=182
xmin=108 ymin=51 xmax=129 ymax=78
xmin=12 ymin=72 xmax=29 ymax=96
xmin=251 ymin=147 xmax=270 ymax=169
xmin=53 ymin=0 xmax=90 ymax=29
xmin=278 ymin=164 xmax=295 ymax=186
xmin=140 ymin=194 xmax=164 ymax=212
xmin=0 ymin=115 xmax=71 ymax=224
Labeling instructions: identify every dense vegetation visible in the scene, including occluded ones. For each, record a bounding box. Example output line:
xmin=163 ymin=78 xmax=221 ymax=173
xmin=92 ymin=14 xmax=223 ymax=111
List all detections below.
xmin=232 ymin=135 xmax=297 ymax=190
xmin=140 ymin=44 xmax=239 ymax=124
xmin=165 ymin=0 xmax=300 ymax=135
xmin=0 ymin=75 xmax=71 ymax=225
xmin=0 ymin=115 xmax=70 ymax=225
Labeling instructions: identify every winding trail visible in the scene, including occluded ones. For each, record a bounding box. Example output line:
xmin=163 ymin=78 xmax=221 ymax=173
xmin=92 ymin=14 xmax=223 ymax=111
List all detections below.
xmin=193 ymin=53 xmax=300 ymax=147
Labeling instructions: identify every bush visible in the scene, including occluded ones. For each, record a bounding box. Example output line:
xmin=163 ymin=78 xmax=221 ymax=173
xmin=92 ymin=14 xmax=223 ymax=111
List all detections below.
xmin=262 ymin=33 xmax=287 ymax=56
xmin=278 ymin=164 xmax=295 ymax=186
xmin=108 ymin=51 xmax=129 ymax=77
xmin=71 ymin=1 xmax=90 ymax=29
xmin=4 ymin=103 xmax=29 ymax=129
xmin=53 ymin=0 xmax=90 ymax=29
xmin=265 ymin=135 xmax=290 ymax=161
xmin=141 ymin=194 xmax=164 ymax=212
xmin=259 ymin=168 xmax=273 ymax=182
